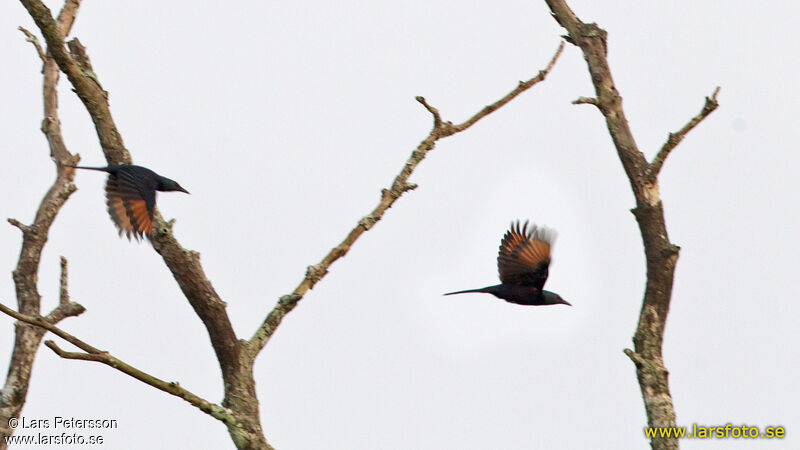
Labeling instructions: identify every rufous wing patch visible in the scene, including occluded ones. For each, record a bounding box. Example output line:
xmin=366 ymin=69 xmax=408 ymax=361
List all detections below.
xmin=497 ymin=220 xmax=554 ymax=289
xmin=514 ymin=239 xmax=551 ymax=269
xmin=125 ymin=198 xmax=153 ymax=236
xmin=105 ymin=173 xmax=153 ymax=240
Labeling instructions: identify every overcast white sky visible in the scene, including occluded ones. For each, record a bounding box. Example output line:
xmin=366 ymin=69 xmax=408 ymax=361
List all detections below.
xmin=2 ymin=1 xmax=798 ymax=449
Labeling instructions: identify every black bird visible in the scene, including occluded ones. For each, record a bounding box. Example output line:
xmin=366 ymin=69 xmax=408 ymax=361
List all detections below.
xmin=444 ymin=221 xmax=570 ymax=306
xmin=69 ymin=164 xmax=189 ymax=240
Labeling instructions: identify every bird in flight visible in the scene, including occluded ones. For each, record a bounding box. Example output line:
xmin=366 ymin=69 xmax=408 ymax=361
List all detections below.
xmin=69 ymin=164 xmax=189 ymax=241
xmin=444 ymin=220 xmax=570 ymax=306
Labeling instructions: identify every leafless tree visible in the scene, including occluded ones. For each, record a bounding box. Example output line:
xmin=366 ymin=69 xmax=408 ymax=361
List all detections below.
xmin=545 ymin=1 xmax=718 ymax=449
xmin=1 ymin=1 xmax=566 ymax=448
xmin=0 ymin=1 xmax=85 ymax=446
xmin=3 ymin=1 xmax=721 ymax=448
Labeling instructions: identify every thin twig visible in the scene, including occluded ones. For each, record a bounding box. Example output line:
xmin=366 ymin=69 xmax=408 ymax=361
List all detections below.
xmin=648 ymin=87 xmax=720 ymax=180
xmin=0 ymin=302 xmax=236 ymax=426
xmin=450 ymin=41 xmax=564 ymax=134
xmin=18 ymin=27 xmax=46 ymax=63
xmin=416 ymin=96 xmax=442 ymax=128
xmin=42 ymin=302 xmax=85 ymax=324
xmin=58 ymin=256 xmax=69 ymax=305
xmin=45 ymin=257 xmax=85 ymax=323
xmin=623 ymin=348 xmax=645 ymax=366
xmin=1 ymin=302 xmax=95 ymax=354
xmin=7 ymin=218 xmax=28 ymax=233
xmin=247 ymin=41 xmax=565 ymax=359
xmin=19 ymin=0 xmax=130 ymax=164
xmin=572 ymin=96 xmax=599 ymax=107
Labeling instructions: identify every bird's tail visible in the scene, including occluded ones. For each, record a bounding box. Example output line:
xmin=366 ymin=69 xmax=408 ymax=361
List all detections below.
xmin=443 ymin=286 xmax=497 ymax=296
xmin=64 ymin=165 xmax=110 ymax=172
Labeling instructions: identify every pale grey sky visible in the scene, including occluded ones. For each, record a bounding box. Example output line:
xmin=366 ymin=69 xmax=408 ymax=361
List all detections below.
xmin=2 ymin=1 xmax=798 ymax=449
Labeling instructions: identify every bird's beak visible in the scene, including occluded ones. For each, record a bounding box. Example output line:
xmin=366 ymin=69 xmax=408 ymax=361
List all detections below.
xmin=178 ymin=186 xmax=190 ymax=194
xmin=561 ymin=299 xmax=572 ymax=306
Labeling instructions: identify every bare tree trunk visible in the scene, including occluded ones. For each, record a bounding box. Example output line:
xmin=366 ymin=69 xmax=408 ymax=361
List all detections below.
xmin=544 ymin=1 xmax=719 ymax=449
xmin=0 ymin=2 xmax=85 ymax=448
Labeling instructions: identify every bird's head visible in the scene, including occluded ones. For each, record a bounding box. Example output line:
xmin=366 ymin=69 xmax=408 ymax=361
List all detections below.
xmin=158 ymin=176 xmax=190 ymax=194
xmin=542 ymin=290 xmax=571 ymax=306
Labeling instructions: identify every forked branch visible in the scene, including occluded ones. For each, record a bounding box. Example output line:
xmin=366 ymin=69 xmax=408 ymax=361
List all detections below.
xmin=0 ymin=302 xmax=235 ymax=426
xmin=545 ymin=1 xmax=720 ymax=450
xmin=247 ymin=41 xmax=565 ymax=359
xmin=648 ymin=87 xmax=720 ymax=180
xmin=0 ymin=3 xmax=84 ymax=447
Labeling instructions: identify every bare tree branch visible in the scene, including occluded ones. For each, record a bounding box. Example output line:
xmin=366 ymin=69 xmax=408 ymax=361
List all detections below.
xmin=18 ymin=1 xmax=268 ymax=446
xmin=647 ymin=87 xmax=720 ymax=181
xmin=416 ymin=96 xmax=443 ymax=128
xmin=572 ymin=96 xmax=599 ymax=107
xmin=42 ymin=258 xmax=85 ymax=324
xmin=19 ymin=0 xmax=128 ymax=164
xmin=58 ymin=256 xmax=69 ymax=305
xmin=545 ymin=1 xmax=719 ymax=449
xmin=0 ymin=303 xmax=236 ymax=426
xmin=449 ymin=42 xmax=564 ymax=134
xmin=0 ymin=3 xmax=84 ymax=447
xmin=247 ymin=41 xmax=565 ymax=359
xmin=18 ymin=2 xmax=563 ymax=447
xmin=18 ymin=27 xmax=45 ymax=63
xmin=43 ymin=257 xmax=86 ymax=323
xmin=6 ymin=218 xmax=28 ymax=232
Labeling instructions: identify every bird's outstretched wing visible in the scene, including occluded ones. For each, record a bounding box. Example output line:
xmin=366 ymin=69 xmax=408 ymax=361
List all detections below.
xmin=105 ymin=170 xmax=155 ymax=240
xmin=497 ymin=220 xmax=554 ymax=289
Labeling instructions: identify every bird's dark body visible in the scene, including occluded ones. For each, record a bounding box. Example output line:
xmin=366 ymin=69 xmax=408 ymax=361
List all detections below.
xmin=79 ymin=165 xmax=178 ymax=191
xmin=69 ymin=164 xmax=188 ymax=240
xmin=105 ymin=165 xmax=161 ymax=188
xmin=444 ymin=221 xmax=570 ymax=306
xmin=444 ymin=284 xmax=555 ymax=305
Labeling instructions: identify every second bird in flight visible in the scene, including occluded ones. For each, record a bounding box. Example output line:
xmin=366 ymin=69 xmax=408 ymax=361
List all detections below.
xmin=445 ymin=220 xmax=569 ymax=306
